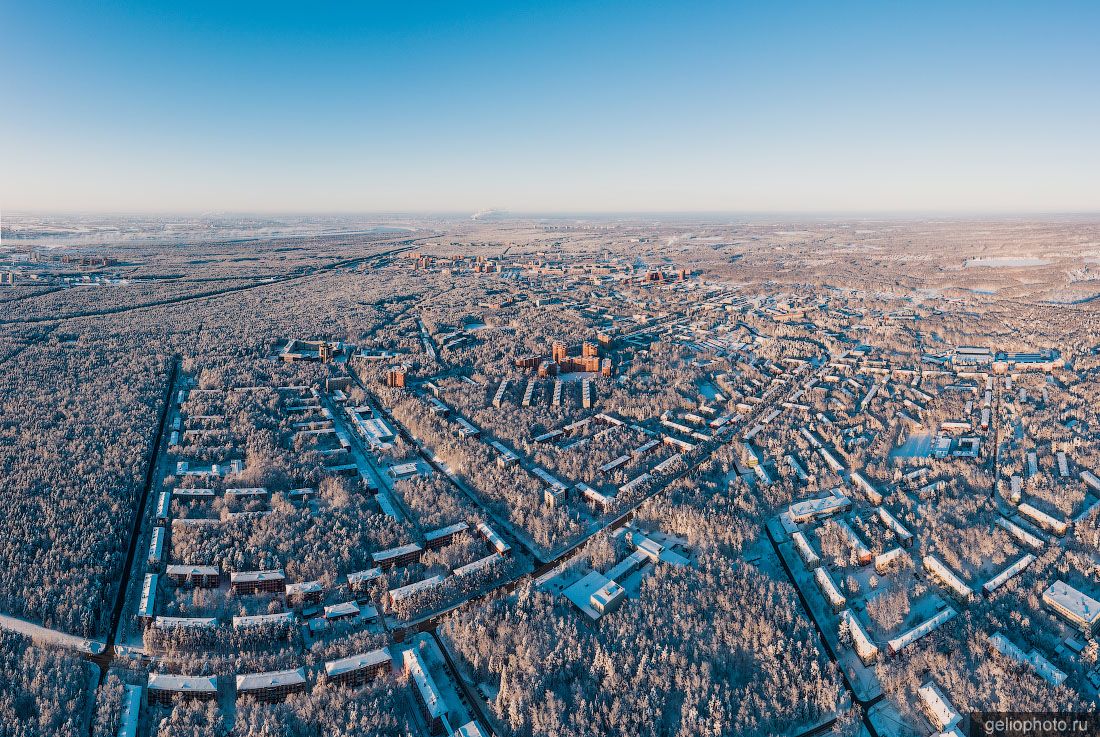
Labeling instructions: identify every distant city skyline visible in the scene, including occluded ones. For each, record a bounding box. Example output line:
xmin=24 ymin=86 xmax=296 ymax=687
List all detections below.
xmin=2 ymin=1 xmax=1098 ymax=214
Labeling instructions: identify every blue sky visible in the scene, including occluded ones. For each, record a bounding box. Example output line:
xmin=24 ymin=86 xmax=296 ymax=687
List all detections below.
xmin=2 ymin=1 xmax=1097 ymax=213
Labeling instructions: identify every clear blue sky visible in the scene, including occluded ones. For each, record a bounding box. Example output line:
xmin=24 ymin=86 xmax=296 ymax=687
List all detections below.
xmin=2 ymin=1 xmax=1097 ymax=213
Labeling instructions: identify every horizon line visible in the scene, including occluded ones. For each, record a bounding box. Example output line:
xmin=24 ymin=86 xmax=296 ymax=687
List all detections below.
xmin=6 ymin=208 xmax=1100 ymax=220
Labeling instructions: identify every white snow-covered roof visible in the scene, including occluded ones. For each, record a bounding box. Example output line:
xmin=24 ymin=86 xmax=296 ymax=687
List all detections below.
xmin=117 ymin=685 xmax=143 ymax=737
xmin=887 ymin=607 xmax=956 ymax=654
xmin=789 ymin=492 xmax=850 ymax=523
xmin=476 ymin=521 xmax=510 ymax=554
xmin=285 ymin=580 xmax=323 ymax=596
xmin=373 ymin=543 xmax=423 ymax=563
xmin=166 ymin=564 xmax=219 ymax=577
xmin=389 ymin=575 xmax=444 ymax=602
xmin=453 ymin=553 xmax=503 ymax=577
xmin=814 ymin=567 xmax=846 ymax=609
xmin=1043 ymin=580 xmax=1100 ymax=628
xmin=347 ymin=567 xmax=383 ymax=586
xmin=230 ymin=569 xmax=285 ymax=583
xmin=324 ymin=647 xmax=391 ymax=678
xmin=403 ymin=647 xmax=447 ymax=719
xmin=231 ymin=612 xmax=295 ymax=628
xmin=842 ymin=609 xmax=878 ymax=662
xmin=923 ymin=555 xmax=974 ymax=600
xmin=323 ymin=601 xmax=361 ymax=618
xmin=153 ymin=616 xmax=216 ymax=629
xmin=148 ymin=673 xmax=217 ymax=694
xmin=988 ymin=631 xmax=1067 ymax=686
xmin=138 ymin=574 xmax=158 ymax=618
xmin=452 ymin=722 xmax=489 ymax=737
xmin=424 ymin=522 xmax=469 ymax=542
xmin=236 ymin=668 xmax=306 ymax=692
xmin=982 ymin=554 xmax=1035 ymax=596
xmin=918 ymin=680 xmax=961 ymax=731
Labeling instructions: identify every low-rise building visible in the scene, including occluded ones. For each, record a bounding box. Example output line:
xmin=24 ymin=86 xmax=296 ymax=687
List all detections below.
xmin=982 ymin=554 xmax=1035 ymax=597
xmin=138 ymin=573 xmax=158 ymax=626
xmin=388 ymin=575 xmax=445 ymax=607
xmin=165 ymin=564 xmax=220 ymax=589
xmin=373 ymin=543 xmax=423 ymax=569
xmin=285 ymin=580 xmax=324 ymax=606
xmin=424 ymin=522 xmax=469 ymax=550
xmin=403 ymin=646 xmax=450 ymax=735
xmin=849 ymin=471 xmax=883 ymax=505
xmin=918 ymin=680 xmax=961 ymax=732
xmin=147 ymin=674 xmax=218 ymax=705
xmin=453 ymin=553 xmax=503 ymax=578
xmin=562 ymin=570 xmax=626 ymax=621
xmin=814 ymin=567 xmax=846 ymax=611
xmin=230 ymin=569 xmax=286 ymax=595
xmin=172 ymin=487 xmax=216 ymax=501
xmin=789 ymin=490 xmax=851 ymax=524
xmin=605 ymin=550 xmax=649 ymax=582
xmin=347 ymin=567 xmax=384 ymax=591
xmin=452 ymin=722 xmax=490 ymax=737
xmin=153 ymin=616 xmax=217 ymax=630
xmin=324 ymin=601 xmax=361 ymax=621
xmin=155 ymin=492 xmax=172 ymax=523
xmin=147 ymin=526 xmax=166 ymax=569
xmin=117 ymin=684 xmax=143 ymax=737
xmin=236 ymin=668 xmax=307 ymax=703
xmin=989 ymin=631 xmax=1067 ymax=686
xmin=475 ymin=521 xmax=510 ymax=554
xmin=877 ymin=508 xmax=914 ymax=546
xmin=923 ymin=555 xmax=974 ymax=602
xmin=231 ymin=612 xmax=296 ymax=630
xmin=619 ymin=472 xmax=652 ymax=496
xmin=325 ymin=647 xmax=392 ymax=687
xmin=874 ymin=547 xmax=908 ymax=574
xmin=837 ymin=520 xmax=872 ymax=565
xmin=1042 ymin=580 xmax=1100 ymax=632
xmin=842 ymin=609 xmax=878 ymax=664
xmin=578 ymin=482 xmax=615 ymax=510
xmin=1018 ymin=503 xmax=1069 ymax=536
xmin=589 ymin=578 xmax=626 ymax=616
xmin=996 ymin=516 xmax=1044 ymax=550
xmin=389 ymin=462 xmax=420 ymax=480
xmin=887 ymin=606 xmax=956 ymax=655
xmin=793 ymin=531 xmax=821 ymax=568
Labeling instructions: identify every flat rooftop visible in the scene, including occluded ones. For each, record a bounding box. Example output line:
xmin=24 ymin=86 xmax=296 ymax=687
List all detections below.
xmin=563 ymin=570 xmax=617 ymax=620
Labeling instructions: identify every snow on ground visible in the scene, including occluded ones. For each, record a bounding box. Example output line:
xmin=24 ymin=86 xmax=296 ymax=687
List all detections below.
xmin=0 ymin=612 xmax=106 ymax=654
xmin=891 ymin=432 xmax=932 ymax=459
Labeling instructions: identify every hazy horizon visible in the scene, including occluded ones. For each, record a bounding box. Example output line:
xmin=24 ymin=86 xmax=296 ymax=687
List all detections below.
xmin=3 ymin=1 xmax=1098 ymax=213
xmin=7 ymin=208 xmax=1100 ymax=220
